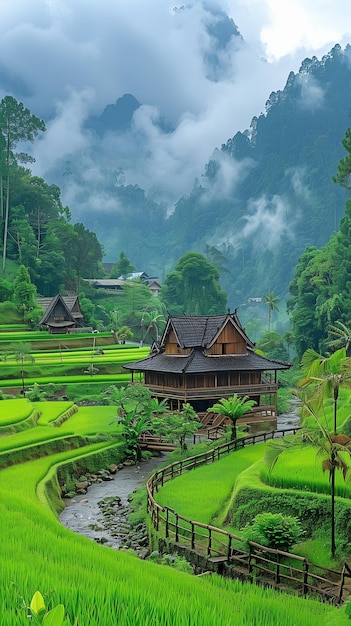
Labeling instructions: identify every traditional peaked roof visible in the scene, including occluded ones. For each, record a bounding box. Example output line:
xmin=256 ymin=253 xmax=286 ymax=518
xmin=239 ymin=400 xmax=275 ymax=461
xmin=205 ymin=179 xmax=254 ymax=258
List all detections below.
xmin=37 ymin=295 xmax=82 ymax=316
xmin=124 ymin=313 xmax=291 ymax=375
xmin=39 ymin=295 xmax=75 ymax=327
xmin=37 ymin=294 xmax=82 ymax=327
xmin=124 ymin=348 xmax=290 ymax=375
xmin=162 ymin=312 xmax=254 ymax=350
xmin=119 ymin=271 xmax=149 ymax=281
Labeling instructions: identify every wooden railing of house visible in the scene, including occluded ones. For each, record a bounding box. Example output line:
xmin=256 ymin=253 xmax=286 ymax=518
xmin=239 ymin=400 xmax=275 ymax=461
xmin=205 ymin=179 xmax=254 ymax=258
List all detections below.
xmin=146 ymin=429 xmax=351 ymax=604
xmin=146 ymin=383 xmax=278 ymax=400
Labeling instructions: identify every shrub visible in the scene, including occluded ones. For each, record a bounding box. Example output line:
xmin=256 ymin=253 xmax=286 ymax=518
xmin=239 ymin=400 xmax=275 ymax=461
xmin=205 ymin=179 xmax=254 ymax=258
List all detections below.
xmin=242 ymin=512 xmax=304 ymax=551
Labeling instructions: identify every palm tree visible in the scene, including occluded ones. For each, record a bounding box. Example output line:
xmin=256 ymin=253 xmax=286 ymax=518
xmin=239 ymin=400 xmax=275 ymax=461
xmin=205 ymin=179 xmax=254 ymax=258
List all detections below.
xmin=262 ymin=292 xmax=280 ymax=332
xmin=140 ymin=310 xmax=165 ymax=345
xmin=265 ymin=400 xmax=351 ymax=558
xmin=13 ymin=342 xmax=34 ymax=396
xmin=299 ymin=347 xmax=351 ymax=435
xmin=327 ymin=321 xmax=351 ymax=356
xmin=208 ymin=394 xmax=256 ymax=440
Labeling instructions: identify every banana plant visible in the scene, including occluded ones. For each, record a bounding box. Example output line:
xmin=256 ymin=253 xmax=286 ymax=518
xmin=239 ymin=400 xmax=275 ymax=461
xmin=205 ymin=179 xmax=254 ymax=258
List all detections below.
xmin=29 ymin=590 xmax=76 ymax=625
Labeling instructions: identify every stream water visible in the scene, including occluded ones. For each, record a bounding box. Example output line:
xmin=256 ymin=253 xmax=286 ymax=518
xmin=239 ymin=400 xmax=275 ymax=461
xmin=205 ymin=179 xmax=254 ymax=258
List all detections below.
xmin=59 ymin=454 xmax=167 ymax=549
xmin=60 ymin=403 xmax=301 ymax=547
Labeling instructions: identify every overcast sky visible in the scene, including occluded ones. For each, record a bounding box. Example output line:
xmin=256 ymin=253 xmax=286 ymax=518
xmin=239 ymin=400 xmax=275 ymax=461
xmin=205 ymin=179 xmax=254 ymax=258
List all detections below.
xmin=1 ymin=0 xmax=351 ymax=210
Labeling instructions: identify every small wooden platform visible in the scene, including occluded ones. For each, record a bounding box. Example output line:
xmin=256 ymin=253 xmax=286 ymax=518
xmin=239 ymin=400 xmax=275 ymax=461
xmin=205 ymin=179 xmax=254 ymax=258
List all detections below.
xmin=138 ymin=435 xmax=176 ymax=452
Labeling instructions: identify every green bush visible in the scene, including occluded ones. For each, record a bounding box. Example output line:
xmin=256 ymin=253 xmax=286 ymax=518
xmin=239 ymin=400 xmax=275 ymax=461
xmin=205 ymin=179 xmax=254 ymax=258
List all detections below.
xmin=231 ymin=486 xmax=351 ymax=552
xmin=242 ymin=512 xmax=304 ymax=551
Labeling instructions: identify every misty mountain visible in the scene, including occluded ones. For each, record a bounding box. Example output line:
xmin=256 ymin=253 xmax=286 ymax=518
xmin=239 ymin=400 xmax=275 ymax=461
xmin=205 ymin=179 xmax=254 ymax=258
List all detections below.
xmin=85 ymin=94 xmax=141 ymax=135
xmin=61 ymin=44 xmax=351 ymax=314
xmin=166 ymin=44 xmax=351 ymax=307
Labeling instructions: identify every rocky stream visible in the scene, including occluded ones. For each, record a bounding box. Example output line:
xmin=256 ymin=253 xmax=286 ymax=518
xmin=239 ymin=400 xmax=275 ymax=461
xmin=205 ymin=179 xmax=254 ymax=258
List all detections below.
xmin=59 ymin=454 xmax=167 ymax=556
xmin=59 ymin=403 xmax=301 ymax=556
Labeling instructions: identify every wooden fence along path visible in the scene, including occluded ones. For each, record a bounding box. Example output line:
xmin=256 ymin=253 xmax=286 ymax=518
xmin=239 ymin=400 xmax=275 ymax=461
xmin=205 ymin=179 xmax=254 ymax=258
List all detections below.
xmin=146 ymin=429 xmax=351 ymax=604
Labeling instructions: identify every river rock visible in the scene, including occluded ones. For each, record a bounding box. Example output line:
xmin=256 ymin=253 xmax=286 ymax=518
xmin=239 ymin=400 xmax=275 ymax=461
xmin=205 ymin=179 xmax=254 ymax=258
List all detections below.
xmin=75 ymin=481 xmax=89 ymax=490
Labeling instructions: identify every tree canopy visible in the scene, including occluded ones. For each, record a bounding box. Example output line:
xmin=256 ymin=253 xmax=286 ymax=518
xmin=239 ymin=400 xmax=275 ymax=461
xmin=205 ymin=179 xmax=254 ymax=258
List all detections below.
xmin=288 ymin=127 xmax=351 ymax=359
xmin=0 ymin=96 xmax=46 ymax=271
xmin=160 ymin=252 xmax=227 ymax=315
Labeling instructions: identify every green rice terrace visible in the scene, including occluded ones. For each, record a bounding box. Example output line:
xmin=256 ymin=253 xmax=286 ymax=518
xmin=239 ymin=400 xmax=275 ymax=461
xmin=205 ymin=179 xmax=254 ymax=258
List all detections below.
xmin=0 ymin=396 xmax=350 ymax=625
xmin=0 ymin=327 xmax=148 ymax=398
xmin=1 ymin=329 xmax=351 ymax=623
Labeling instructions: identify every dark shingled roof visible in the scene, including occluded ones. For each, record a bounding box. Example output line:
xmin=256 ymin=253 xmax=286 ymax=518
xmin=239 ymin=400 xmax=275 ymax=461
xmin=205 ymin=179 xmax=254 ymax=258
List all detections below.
xmin=163 ymin=313 xmax=254 ymax=349
xmin=38 ymin=294 xmax=76 ymax=326
xmin=124 ymin=347 xmax=290 ymax=374
xmin=37 ymin=295 xmax=83 ymax=319
xmin=125 ymin=314 xmax=291 ymax=375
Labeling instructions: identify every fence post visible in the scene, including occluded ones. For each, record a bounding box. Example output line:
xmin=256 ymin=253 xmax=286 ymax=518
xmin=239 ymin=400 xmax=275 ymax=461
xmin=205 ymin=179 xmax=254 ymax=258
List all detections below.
xmin=208 ymin=528 xmax=212 ymax=556
xmin=191 ymin=522 xmax=195 ymax=550
xmin=156 ymin=505 xmax=159 ymax=531
xmin=338 ymin=565 xmax=346 ymax=604
xmin=165 ymin=508 xmax=169 ymax=539
xmin=303 ymin=559 xmax=309 ymax=595
xmin=175 ymin=513 xmax=179 ymax=543
xmin=276 ymin=553 xmax=280 ymax=584
xmin=248 ymin=544 xmax=253 ymax=574
xmin=227 ymin=535 xmax=232 ymax=561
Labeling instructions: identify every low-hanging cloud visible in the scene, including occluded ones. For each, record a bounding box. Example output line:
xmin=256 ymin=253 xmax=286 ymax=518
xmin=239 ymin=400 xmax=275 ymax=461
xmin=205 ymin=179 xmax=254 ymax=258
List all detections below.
xmin=1 ymin=0 xmax=350 ymax=218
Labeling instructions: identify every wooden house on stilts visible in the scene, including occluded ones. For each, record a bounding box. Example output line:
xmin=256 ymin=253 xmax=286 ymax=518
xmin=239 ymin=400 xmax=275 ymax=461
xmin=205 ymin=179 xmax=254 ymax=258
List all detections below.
xmin=124 ymin=312 xmax=291 ymax=429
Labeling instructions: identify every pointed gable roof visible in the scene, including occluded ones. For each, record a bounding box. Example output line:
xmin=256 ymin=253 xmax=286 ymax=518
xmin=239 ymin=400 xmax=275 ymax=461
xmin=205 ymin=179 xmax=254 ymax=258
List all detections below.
xmin=125 ymin=312 xmax=291 ymax=375
xmin=37 ymin=295 xmax=83 ymax=321
xmin=39 ymin=294 xmax=76 ymax=326
xmin=124 ymin=347 xmax=290 ymax=374
xmin=161 ymin=312 xmax=254 ymax=350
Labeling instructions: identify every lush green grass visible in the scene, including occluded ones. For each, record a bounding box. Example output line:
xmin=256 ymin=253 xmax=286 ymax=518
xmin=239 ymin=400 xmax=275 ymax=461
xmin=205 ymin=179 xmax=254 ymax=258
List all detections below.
xmin=154 ymin=440 xmax=351 ymax=569
xmin=0 ymin=342 xmax=148 ymax=392
xmin=1 ymin=446 xmax=348 ymax=625
xmin=260 ymin=444 xmax=351 ymax=499
xmin=33 ymin=401 xmax=76 ymax=425
xmin=156 ymin=444 xmax=265 ymax=525
xmin=0 ymin=398 xmax=33 ymax=425
xmin=2 ymin=346 xmax=147 ymax=364
xmin=0 ymin=403 xmax=117 ymax=450
xmin=0 ymin=373 xmax=132 ymax=388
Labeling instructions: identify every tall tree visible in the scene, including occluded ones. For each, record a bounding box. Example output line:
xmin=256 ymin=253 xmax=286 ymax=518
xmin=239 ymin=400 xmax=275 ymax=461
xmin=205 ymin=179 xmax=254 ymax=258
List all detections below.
xmin=110 ymin=252 xmax=135 ymax=279
xmin=140 ymin=310 xmax=165 ymax=345
xmin=0 ymin=96 xmax=45 ymax=270
xmin=161 ymin=252 xmax=227 ymax=315
xmin=299 ymin=347 xmax=351 ymax=435
xmin=265 ymin=400 xmax=351 ymax=558
xmin=262 ymin=291 xmax=280 ymax=332
xmin=12 ymin=264 xmax=42 ymax=327
xmin=12 ymin=342 xmax=35 ymax=396
xmin=62 ymin=222 xmax=103 ymax=291
xmin=333 ymin=127 xmax=351 ymax=189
